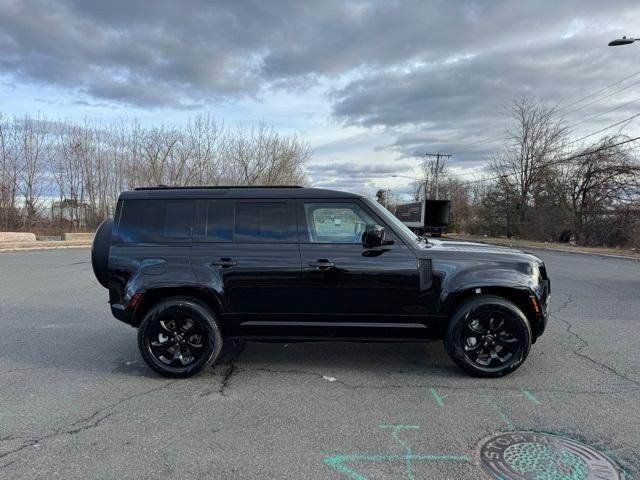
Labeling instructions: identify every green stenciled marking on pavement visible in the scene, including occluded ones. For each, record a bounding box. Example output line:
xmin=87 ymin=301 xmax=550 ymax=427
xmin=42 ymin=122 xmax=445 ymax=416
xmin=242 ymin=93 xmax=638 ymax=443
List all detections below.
xmin=490 ymin=402 xmax=515 ymax=430
xmin=324 ymin=425 xmax=473 ymax=479
xmin=429 ymin=388 xmax=447 ymax=407
xmin=323 ymin=454 xmax=474 ymax=480
xmin=380 ymin=425 xmax=419 ymax=479
xmin=378 ymin=424 xmax=420 ymax=430
xmin=520 ymin=387 xmax=540 ymax=405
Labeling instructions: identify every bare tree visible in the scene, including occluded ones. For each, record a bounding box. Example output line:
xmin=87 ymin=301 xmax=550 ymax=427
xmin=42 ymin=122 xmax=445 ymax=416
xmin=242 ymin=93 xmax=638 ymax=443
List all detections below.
xmin=489 ymin=97 xmax=568 ymax=230
xmin=0 ymin=114 xmax=19 ymax=230
xmin=225 ymin=124 xmax=309 ymax=186
xmin=0 ymin=112 xmax=310 ymax=232
xmin=52 ymin=122 xmax=79 ymax=229
xmin=556 ymin=136 xmax=640 ymax=244
xmin=15 ymin=115 xmax=51 ymax=228
xmin=183 ymin=115 xmax=226 ymax=185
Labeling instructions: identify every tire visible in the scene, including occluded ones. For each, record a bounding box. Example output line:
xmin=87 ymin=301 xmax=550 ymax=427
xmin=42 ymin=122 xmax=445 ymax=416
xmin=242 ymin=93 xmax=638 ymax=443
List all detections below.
xmin=91 ymin=218 xmax=113 ymax=288
xmin=444 ymin=295 xmax=532 ymax=378
xmin=137 ymin=296 xmax=223 ymax=378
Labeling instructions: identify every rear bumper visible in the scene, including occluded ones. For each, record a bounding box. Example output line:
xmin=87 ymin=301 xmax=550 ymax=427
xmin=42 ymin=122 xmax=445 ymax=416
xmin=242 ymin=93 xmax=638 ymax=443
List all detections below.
xmin=111 ymin=303 xmax=136 ymax=327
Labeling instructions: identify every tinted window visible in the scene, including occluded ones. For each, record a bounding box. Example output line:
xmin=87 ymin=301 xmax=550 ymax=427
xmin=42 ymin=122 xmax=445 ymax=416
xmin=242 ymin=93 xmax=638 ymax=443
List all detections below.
xmin=205 ymin=202 xmax=233 ymax=241
xmin=303 ymin=202 xmax=375 ymax=243
xmin=164 ymin=202 xmax=194 ymax=238
xmin=118 ymin=200 xmax=193 ymax=243
xmin=234 ymin=202 xmax=291 ymax=243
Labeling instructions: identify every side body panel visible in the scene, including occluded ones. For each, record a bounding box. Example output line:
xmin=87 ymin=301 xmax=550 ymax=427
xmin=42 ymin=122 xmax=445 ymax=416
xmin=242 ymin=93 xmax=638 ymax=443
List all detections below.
xmin=191 ymin=243 xmax=303 ymax=336
xmin=293 ymin=198 xmax=439 ymax=339
xmin=106 ymin=192 xmax=549 ymax=342
xmin=422 ymin=246 xmax=550 ymax=337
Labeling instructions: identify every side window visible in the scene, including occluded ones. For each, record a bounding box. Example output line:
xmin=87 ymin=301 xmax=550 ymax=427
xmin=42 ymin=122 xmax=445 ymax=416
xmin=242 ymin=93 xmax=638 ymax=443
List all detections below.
xmin=234 ymin=202 xmax=293 ymax=243
xmin=193 ymin=201 xmax=234 ymax=242
xmin=303 ymin=202 xmax=375 ymax=243
xmin=118 ymin=200 xmax=193 ymax=243
xmin=164 ymin=202 xmax=194 ymax=238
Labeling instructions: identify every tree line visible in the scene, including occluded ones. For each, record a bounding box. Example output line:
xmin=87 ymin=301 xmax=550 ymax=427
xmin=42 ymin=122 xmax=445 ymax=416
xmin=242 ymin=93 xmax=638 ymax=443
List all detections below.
xmin=2 ymin=99 xmax=638 ymax=247
xmin=0 ymin=114 xmax=309 ymax=232
xmin=381 ymin=98 xmax=640 ymax=248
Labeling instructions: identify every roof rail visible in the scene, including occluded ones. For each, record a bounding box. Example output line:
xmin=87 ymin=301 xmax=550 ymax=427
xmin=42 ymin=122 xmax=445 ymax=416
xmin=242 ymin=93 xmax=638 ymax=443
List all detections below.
xmin=133 ymin=185 xmax=303 ymax=191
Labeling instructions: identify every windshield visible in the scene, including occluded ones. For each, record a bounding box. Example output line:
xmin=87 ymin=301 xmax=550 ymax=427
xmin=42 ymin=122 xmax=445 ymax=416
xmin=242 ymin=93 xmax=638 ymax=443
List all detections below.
xmin=363 ymin=198 xmax=423 ymax=244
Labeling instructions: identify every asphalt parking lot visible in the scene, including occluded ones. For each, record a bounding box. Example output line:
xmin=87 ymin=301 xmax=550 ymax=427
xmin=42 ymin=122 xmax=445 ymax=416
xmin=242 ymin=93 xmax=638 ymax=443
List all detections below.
xmin=1 ymin=247 xmax=638 ymax=479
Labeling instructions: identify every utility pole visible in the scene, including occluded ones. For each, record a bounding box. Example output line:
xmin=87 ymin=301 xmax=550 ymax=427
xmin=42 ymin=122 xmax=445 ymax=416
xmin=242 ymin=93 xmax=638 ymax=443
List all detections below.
xmin=424 ymin=152 xmax=452 ymax=200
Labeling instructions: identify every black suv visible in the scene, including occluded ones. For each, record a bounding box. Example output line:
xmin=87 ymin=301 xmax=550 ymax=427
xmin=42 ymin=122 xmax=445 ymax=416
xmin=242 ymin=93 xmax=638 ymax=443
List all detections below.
xmin=92 ymin=186 xmax=550 ymax=378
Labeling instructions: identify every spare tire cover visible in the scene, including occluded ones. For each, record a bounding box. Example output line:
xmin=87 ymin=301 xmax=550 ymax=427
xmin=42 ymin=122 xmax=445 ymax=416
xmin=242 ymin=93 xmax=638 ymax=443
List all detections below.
xmin=92 ymin=218 xmax=113 ymax=288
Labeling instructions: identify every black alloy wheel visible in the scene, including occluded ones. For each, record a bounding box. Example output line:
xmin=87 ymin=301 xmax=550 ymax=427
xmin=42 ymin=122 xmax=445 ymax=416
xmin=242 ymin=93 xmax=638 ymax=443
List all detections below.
xmin=462 ymin=310 xmax=524 ymax=368
xmin=138 ymin=297 xmax=222 ymax=378
xmin=444 ymin=295 xmax=532 ymax=377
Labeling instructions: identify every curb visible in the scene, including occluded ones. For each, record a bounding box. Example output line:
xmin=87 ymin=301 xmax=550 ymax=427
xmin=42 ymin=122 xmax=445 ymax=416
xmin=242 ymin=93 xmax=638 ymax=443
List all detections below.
xmin=448 ymin=236 xmax=640 ymax=262
xmin=0 ymin=244 xmax=92 ymax=253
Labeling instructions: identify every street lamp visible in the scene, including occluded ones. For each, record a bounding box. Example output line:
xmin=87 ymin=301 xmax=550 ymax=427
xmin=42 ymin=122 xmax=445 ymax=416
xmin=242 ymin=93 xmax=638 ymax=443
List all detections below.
xmin=391 ymin=174 xmax=428 ymax=200
xmin=608 ymin=36 xmax=637 ymax=47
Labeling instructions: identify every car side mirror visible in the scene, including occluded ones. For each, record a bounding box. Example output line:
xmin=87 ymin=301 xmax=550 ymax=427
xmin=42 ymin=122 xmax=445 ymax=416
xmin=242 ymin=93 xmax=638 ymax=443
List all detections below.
xmin=362 ymin=224 xmax=394 ymax=248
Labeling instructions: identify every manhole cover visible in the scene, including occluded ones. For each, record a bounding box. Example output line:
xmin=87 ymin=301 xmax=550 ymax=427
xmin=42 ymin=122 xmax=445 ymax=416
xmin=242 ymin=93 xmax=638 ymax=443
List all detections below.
xmin=479 ymin=432 xmax=623 ymax=480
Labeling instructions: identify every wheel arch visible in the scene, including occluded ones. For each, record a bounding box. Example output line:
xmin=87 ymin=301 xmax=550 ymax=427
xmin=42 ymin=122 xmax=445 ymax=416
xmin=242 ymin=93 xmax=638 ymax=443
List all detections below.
xmin=131 ymin=287 xmax=223 ymax=328
xmin=444 ymin=286 xmax=542 ymax=340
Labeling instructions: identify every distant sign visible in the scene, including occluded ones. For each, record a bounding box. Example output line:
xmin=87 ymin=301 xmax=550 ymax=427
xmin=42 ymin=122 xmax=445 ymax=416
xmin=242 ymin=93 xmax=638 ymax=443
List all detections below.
xmin=395 ymin=200 xmax=450 ymax=228
xmin=395 ymin=201 xmax=424 ymax=228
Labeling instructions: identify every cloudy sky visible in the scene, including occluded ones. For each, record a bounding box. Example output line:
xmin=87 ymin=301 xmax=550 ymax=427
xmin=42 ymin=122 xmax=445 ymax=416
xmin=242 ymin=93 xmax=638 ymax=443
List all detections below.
xmin=1 ymin=0 xmax=639 ymax=196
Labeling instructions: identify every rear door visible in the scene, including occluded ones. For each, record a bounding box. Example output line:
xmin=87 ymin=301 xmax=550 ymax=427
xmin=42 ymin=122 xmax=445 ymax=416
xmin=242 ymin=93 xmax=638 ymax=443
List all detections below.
xmin=191 ymin=199 xmax=303 ymax=336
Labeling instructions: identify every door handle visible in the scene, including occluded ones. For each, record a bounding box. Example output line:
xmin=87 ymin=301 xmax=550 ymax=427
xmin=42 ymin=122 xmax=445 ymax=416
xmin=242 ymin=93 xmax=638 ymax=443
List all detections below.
xmin=212 ymin=258 xmax=237 ymax=268
xmin=308 ymin=259 xmax=335 ymax=270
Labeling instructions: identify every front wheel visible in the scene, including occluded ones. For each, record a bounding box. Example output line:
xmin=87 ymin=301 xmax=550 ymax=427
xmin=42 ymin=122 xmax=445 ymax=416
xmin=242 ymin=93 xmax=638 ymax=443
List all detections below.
xmin=137 ymin=297 xmax=223 ymax=378
xmin=444 ymin=295 xmax=532 ymax=377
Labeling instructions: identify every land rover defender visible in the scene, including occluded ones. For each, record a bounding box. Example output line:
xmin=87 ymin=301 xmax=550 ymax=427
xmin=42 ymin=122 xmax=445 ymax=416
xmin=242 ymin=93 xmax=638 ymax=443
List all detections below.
xmin=92 ymin=186 xmax=550 ymax=378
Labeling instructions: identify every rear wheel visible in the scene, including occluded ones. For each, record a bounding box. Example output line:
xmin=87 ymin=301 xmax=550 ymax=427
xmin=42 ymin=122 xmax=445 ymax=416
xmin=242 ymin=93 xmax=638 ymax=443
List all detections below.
xmin=444 ymin=295 xmax=531 ymax=377
xmin=137 ymin=297 xmax=223 ymax=378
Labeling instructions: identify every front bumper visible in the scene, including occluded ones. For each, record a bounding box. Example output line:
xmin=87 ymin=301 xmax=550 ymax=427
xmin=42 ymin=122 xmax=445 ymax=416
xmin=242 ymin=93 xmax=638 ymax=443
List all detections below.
xmin=532 ymin=276 xmax=551 ymax=340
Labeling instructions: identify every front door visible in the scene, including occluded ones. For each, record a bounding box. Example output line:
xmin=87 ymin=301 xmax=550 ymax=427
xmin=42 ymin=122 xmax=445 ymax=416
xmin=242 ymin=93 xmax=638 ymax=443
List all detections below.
xmin=296 ymin=199 xmax=428 ymax=338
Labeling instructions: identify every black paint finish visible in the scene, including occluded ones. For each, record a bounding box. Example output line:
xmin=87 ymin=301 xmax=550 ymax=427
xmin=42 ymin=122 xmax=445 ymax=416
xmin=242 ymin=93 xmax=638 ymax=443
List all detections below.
xmin=103 ymin=187 xmax=550 ymax=343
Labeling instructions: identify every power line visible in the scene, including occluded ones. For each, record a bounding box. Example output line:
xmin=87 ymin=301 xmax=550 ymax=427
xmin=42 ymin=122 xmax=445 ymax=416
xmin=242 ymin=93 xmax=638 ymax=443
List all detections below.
xmin=559 ymin=78 xmax=640 ymax=116
xmin=456 ymin=136 xmax=640 ymax=187
xmin=424 ymin=152 xmax=452 ymax=200
xmin=450 ymin=114 xmax=640 ymax=179
xmin=463 ymin=71 xmax=640 ymax=149
xmin=564 ymin=112 xmax=640 ymax=147
xmin=452 ymin=106 xmax=640 ymax=159
xmin=568 ymin=96 xmax=640 ymax=129
xmin=556 ymin=70 xmax=640 ymax=112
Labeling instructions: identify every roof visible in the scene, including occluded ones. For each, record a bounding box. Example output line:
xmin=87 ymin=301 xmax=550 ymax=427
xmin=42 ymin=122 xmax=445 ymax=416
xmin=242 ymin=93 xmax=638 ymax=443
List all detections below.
xmin=118 ymin=186 xmax=361 ymax=200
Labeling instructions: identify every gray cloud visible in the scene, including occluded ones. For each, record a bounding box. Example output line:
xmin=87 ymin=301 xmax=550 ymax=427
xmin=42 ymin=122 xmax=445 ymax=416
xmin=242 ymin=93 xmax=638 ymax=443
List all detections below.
xmin=331 ymin=32 xmax=640 ymax=166
xmin=1 ymin=0 xmax=639 ymax=191
xmin=307 ymin=160 xmax=418 ymax=194
xmin=2 ymin=1 xmax=638 ymax=107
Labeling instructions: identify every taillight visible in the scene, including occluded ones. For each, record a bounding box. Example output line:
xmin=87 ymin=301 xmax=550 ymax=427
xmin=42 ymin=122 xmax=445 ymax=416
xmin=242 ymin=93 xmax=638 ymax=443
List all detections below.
xmin=129 ymin=293 xmax=144 ymax=309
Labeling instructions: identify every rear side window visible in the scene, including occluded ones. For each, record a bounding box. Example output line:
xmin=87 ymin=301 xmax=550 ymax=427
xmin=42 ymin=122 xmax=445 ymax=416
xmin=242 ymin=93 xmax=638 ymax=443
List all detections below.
xmin=234 ymin=202 xmax=293 ymax=243
xmin=118 ymin=200 xmax=193 ymax=243
xmin=193 ymin=201 xmax=234 ymax=242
